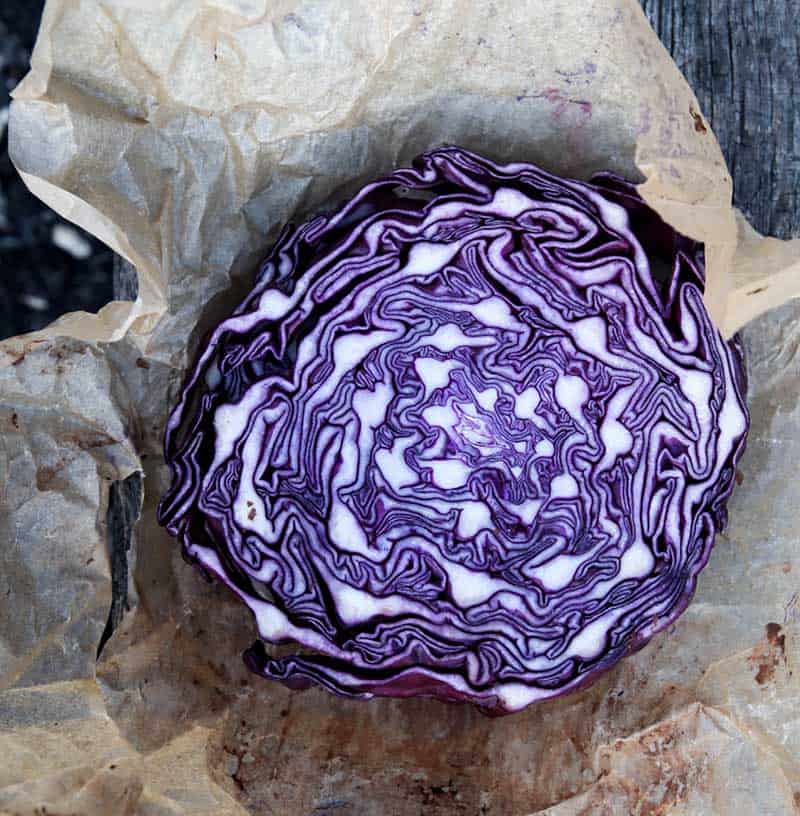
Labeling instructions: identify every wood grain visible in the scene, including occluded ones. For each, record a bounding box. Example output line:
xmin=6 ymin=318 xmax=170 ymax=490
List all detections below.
xmin=641 ymin=0 xmax=800 ymax=239
xmin=99 ymin=471 xmax=143 ymax=656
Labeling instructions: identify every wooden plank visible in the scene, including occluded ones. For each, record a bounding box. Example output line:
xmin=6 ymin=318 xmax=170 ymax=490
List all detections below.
xmin=112 ymin=255 xmax=139 ymax=302
xmin=641 ymin=0 xmax=800 ymax=239
xmin=98 ymin=472 xmax=143 ymax=656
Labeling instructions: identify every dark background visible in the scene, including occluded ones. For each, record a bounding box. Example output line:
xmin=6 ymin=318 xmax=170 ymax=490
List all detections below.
xmin=0 ymin=0 xmax=114 ymax=340
xmin=1 ymin=1 xmax=798 ymax=341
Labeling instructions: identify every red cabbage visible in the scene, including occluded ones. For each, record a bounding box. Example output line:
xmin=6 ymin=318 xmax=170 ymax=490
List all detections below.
xmin=159 ymin=146 xmax=748 ymax=714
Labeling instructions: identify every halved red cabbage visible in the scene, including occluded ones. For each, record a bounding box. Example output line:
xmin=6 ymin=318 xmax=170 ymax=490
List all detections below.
xmin=159 ymin=147 xmax=748 ymax=714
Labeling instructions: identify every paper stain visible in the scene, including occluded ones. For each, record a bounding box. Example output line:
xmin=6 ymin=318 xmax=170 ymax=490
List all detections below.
xmin=592 ymin=706 xmax=719 ymax=815
xmin=689 ymin=105 xmax=708 ymax=134
xmin=748 ymin=622 xmax=788 ymax=685
xmin=516 ymin=88 xmax=593 ymax=126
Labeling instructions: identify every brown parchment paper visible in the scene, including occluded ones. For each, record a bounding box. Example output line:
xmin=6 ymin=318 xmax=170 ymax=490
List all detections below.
xmin=2 ymin=1 xmax=800 ymax=814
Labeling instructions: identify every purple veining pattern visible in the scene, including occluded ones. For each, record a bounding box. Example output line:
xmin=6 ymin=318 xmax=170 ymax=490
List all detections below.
xmin=159 ymin=147 xmax=748 ymax=714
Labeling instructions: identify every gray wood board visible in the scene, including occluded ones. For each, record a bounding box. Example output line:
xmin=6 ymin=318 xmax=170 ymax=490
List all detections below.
xmin=642 ymin=0 xmax=799 ymax=239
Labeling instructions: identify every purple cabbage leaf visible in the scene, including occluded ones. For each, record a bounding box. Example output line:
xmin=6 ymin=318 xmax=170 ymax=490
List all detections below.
xmin=158 ymin=146 xmax=748 ymax=714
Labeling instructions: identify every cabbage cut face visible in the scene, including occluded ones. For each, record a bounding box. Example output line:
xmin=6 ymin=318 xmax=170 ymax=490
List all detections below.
xmin=159 ymin=147 xmax=748 ymax=714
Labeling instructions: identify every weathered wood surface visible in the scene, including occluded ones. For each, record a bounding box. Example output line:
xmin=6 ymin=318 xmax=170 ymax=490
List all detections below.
xmin=642 ymin=0 xmax=800 ymax=239
xmin=99 ymin=471 xmax=143 ymax=656
xmin=112 ymin=254 xmax=139 ymax=302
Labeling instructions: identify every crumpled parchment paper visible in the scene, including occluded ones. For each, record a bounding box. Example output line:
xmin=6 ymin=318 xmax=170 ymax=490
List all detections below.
xmin=2 ymin=1 xmax=799 ymax=814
